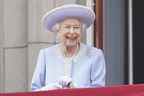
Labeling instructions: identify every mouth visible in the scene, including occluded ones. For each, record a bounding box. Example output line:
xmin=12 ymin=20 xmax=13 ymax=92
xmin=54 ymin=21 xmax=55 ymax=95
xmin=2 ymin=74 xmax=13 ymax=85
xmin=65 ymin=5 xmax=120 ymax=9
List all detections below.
xmin=64 ymin=33 xmax=80 ymax=40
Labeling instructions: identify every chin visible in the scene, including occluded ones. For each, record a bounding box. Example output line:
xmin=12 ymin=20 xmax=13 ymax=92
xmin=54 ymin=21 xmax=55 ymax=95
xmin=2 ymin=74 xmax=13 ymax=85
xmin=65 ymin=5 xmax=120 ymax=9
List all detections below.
xmin=65 ymin=43 xmax=76 ymax=47
xmin=65 ymin=41 xmax=78 ymax=47
xmin=62 ymin=39 xmax=80 ymax=47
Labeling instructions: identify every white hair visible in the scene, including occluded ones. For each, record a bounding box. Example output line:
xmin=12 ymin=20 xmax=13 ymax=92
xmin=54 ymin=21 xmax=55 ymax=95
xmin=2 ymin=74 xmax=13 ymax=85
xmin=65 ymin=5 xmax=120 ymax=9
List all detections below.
xmin=51 ymin=23 xmax=61 ymax=32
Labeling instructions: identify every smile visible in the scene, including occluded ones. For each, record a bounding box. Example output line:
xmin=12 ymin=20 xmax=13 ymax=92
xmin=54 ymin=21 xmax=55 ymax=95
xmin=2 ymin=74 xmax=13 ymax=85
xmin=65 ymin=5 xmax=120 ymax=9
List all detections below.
xmin=65 ymin=33 xmax=79 ymax=40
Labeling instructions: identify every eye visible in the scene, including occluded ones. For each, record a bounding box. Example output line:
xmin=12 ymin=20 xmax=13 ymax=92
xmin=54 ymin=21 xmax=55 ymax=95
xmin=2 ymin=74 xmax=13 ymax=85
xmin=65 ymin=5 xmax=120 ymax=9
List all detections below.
xmin=64 ymin=26 xmax=71 ymax=29
xmin=73 ymin=26 xmax=81 ymax=30
xmin=73 ymin=27 xmax=80 ymax=32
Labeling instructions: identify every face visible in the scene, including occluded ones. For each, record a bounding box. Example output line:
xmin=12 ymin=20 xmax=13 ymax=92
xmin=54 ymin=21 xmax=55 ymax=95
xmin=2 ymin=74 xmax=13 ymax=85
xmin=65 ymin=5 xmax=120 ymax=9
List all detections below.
xmin=58 ymin=18 xmax=82 ymax=47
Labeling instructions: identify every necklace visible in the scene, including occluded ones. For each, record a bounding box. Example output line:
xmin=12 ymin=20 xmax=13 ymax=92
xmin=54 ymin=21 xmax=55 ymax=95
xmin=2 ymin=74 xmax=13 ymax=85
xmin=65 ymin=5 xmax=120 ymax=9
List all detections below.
xmin=60 ymin=43 xmax=80 ymax=77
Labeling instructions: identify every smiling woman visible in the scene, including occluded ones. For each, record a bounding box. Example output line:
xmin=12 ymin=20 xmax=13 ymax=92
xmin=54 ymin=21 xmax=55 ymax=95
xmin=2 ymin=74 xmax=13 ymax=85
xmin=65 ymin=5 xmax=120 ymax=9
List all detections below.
xmin=31 ymin=4 xmax=106 ymax=91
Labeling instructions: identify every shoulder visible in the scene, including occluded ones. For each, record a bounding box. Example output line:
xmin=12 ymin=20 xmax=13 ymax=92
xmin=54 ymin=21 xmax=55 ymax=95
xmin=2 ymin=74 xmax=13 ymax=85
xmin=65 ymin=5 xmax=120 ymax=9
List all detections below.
xmin=39 ymin=44 xmax=59 ymax=55
xmin=84 ymin=44 xmax=104 ymax=58
xmin=40 ymin=44 xmax=59 ymax=52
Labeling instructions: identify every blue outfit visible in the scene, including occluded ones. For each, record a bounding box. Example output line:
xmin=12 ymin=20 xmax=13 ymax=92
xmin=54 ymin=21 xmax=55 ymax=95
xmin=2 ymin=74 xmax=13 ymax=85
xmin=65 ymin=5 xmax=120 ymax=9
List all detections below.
xmin=31 ymin=43 xmax=106 ymax=90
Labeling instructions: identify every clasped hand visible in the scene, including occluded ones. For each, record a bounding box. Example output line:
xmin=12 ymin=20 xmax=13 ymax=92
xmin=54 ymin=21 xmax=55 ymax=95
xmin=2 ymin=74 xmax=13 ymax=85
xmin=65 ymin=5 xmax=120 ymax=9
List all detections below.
xmin=58 ymin=76 xmax=73 ymax=88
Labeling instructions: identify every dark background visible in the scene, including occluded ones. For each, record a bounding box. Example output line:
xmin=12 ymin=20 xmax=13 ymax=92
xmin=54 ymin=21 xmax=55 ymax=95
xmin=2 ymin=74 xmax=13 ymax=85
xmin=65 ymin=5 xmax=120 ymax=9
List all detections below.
xmin=133 ymin=0 xmax=144 ymax=83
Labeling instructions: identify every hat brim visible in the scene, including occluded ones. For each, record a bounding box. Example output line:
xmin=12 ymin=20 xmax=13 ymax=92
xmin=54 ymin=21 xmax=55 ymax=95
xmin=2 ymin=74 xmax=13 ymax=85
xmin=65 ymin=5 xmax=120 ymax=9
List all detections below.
xmin=42 ymin=4 xmax=95 ymax=32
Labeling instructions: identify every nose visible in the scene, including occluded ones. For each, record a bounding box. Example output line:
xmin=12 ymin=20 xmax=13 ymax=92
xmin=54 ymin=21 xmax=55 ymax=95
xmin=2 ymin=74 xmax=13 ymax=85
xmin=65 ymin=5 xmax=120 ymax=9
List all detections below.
xmin=69 ymin=27 xmax=74 ymax=33
xmin=70 ymin=28 xmax=73 ymax=33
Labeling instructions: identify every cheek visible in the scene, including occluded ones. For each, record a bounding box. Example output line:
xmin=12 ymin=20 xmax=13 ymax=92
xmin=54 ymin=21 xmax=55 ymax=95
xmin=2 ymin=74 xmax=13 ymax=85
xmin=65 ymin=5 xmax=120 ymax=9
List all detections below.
xmin=77 ymin=32 xmax=81 ymax=37
xmin=75 ymin=32 xmax=81 ymax=39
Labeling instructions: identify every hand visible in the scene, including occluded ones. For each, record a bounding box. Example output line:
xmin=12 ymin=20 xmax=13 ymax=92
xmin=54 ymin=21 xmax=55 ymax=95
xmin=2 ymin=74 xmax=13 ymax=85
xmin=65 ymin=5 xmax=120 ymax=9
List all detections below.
xmin=58 ymin=76 xmax=72 ymax=88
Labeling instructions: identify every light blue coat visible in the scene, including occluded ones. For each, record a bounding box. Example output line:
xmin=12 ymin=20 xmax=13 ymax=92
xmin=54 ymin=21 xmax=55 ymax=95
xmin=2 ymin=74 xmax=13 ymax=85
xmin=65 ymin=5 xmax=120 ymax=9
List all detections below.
xmin=31 ymin=43 xmax=106 ymax=90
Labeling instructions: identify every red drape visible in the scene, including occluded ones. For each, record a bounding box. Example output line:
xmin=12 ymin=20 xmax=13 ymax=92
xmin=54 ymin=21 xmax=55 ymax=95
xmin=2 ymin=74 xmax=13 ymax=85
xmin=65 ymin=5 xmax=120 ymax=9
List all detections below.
xmin=1 ymin=84 xmax=144 ymax=96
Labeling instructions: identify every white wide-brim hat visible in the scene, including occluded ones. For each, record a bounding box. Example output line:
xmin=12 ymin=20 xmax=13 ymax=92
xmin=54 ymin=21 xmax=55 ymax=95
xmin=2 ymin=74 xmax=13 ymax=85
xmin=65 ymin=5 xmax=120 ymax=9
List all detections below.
xmin=42 ymin=4 xmax=95 ymax=32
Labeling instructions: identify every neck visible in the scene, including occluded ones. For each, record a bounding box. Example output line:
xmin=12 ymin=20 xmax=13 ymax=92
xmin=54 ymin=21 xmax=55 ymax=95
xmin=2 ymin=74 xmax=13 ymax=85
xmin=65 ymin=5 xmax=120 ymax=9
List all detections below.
xmin=62 ymin=43 xmax=80 ymax=57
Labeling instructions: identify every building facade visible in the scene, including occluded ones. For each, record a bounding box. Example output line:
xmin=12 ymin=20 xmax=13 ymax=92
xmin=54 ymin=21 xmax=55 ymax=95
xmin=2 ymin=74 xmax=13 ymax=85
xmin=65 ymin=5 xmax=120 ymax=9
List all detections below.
xmin=0 ymin=0 xmax=126 ymax=92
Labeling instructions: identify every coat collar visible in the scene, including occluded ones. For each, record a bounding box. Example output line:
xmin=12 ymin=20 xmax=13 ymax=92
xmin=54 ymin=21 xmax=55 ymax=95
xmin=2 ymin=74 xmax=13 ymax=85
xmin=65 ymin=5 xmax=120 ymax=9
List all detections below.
xmin=55 ymin=43 xmax=88 ymax=63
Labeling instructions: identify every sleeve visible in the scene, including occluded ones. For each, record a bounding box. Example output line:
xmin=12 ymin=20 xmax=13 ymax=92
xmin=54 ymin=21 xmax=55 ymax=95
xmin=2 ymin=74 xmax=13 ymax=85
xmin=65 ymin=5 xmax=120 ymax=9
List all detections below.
xmin=31 ymin=49 xmax=46 ymax=90
xmin=90 ymin=49 xmax=106 ymax=87
xmin=31 ymin=49 xmax=62 ymax=91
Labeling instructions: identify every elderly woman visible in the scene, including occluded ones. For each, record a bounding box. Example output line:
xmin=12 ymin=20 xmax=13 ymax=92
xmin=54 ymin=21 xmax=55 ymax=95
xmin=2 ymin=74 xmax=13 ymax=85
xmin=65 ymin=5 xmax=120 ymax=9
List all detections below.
xmin=31 ymin=4 xmax=106 ymax=91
